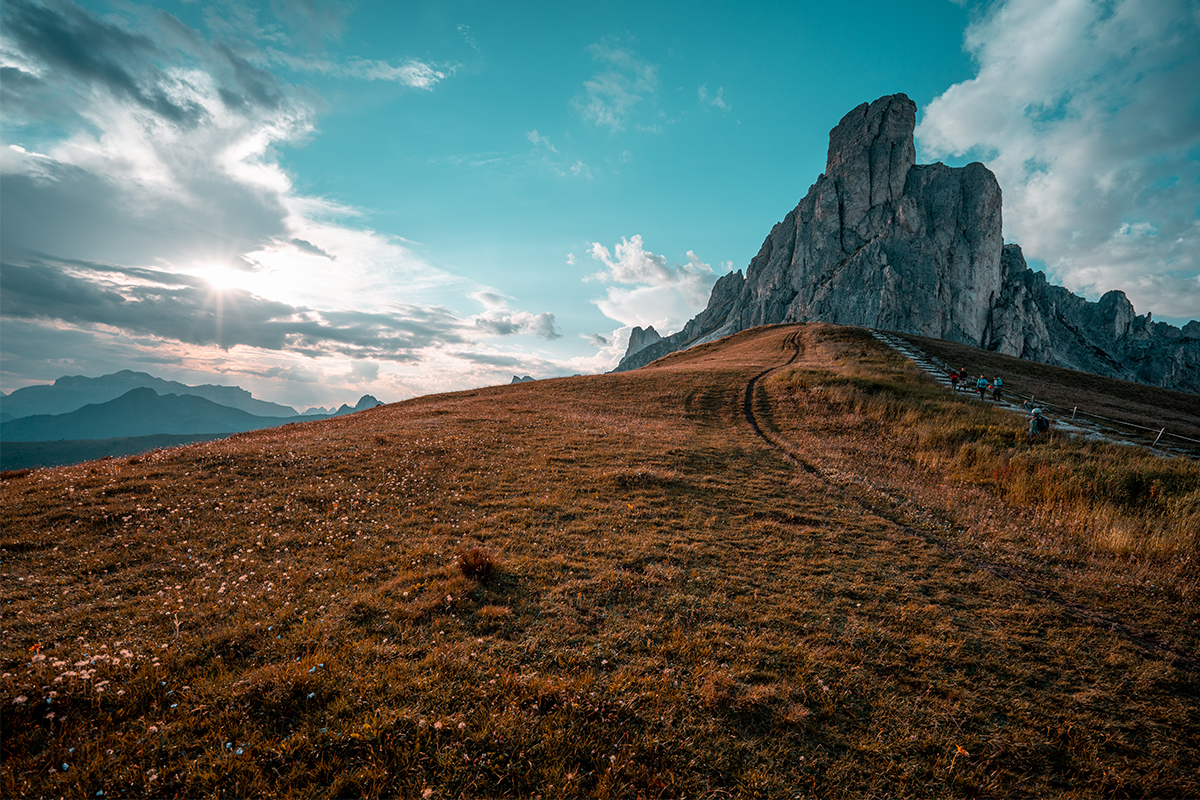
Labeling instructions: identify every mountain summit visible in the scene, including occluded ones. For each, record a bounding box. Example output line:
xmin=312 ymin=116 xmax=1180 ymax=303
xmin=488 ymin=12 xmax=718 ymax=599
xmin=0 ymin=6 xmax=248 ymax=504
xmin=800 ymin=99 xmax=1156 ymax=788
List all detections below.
xmin=615 ymin=94 xmax=1200 ymax=393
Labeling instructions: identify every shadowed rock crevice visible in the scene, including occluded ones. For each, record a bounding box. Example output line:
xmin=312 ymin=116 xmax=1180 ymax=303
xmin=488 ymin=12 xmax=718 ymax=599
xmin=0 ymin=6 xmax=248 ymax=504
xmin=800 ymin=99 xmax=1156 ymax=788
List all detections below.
xmin=614 ymin=93 xmax=1199 ymax=394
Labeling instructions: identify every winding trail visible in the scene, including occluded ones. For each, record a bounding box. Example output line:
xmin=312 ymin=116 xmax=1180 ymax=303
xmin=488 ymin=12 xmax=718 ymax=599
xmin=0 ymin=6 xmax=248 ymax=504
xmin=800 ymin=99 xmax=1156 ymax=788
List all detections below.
xmin=738 ymin=327 xmax=1198 ymax=669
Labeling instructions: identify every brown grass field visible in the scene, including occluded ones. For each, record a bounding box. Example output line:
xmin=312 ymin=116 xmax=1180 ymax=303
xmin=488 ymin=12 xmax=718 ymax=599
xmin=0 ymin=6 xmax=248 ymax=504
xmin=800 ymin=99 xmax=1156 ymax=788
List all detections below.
xmin=2 ymin=323 xmax=1197 ymax=798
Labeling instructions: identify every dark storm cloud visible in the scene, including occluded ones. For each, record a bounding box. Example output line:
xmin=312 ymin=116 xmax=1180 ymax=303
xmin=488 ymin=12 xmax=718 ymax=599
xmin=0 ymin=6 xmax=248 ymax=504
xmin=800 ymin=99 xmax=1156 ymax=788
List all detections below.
xmin=2 ymin=0 xmax=205 ymax=125
xmin=2 ymin=0 xmax=291 ymax=132
xmin=215 ymin=42 xmax=284 ymax=110
xmin=0 ymin=258 xmax=469 ymax=362
xmin=0 ymin=156 xmax=290 ymax=269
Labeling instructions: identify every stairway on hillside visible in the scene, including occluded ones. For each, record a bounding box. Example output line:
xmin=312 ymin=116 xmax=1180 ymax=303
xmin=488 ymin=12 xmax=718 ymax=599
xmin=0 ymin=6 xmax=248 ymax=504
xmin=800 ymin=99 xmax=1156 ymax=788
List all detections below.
xmin=867 ymin=329 xmax=1194 ymax=456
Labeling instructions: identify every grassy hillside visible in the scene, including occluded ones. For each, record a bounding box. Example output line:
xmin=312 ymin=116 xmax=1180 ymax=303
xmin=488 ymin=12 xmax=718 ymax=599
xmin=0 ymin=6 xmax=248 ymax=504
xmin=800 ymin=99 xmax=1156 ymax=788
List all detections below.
xmin=2 ymin=324 xmax=1197 ymax=798
xmin=892 ymin=331 xmax=1200 ymax=443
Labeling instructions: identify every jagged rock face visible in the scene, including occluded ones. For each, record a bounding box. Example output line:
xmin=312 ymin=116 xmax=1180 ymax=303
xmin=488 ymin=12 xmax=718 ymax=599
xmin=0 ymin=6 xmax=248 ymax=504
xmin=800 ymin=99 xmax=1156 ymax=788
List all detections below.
xmin=613 ymin=93 xmax=1199 ymax=394
xmin=717 ymin=94 xmax=1003 ymax=344
xmin=987 ymin=245 xmax=1200 ymax=390
xmin=624 ymin=326 xmax=662 ymax=358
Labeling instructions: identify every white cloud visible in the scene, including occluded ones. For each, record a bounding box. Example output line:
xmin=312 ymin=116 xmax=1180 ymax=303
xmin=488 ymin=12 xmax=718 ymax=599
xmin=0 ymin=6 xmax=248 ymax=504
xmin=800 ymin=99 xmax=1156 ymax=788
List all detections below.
xmin=586 ymin=235 xmax=717 ymax=330
xmin=573 ymin=41 xmax=659 ymax=131
xmin=469 ymin=293 xmax=562 ymax=340
xmin=916 ymin=0 xmax=1200 ymax=322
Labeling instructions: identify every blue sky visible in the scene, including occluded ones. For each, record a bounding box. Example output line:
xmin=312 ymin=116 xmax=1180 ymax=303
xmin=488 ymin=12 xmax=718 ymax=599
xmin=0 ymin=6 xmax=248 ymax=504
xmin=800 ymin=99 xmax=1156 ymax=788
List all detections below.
xmin=2 ymin=0 xmax=1197 ymax=410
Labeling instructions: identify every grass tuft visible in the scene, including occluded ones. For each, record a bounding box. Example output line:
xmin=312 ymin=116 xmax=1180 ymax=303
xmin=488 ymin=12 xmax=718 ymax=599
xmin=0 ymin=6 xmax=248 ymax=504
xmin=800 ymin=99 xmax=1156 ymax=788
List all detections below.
xmin=455 ymin=547 xmax=498 ymax=584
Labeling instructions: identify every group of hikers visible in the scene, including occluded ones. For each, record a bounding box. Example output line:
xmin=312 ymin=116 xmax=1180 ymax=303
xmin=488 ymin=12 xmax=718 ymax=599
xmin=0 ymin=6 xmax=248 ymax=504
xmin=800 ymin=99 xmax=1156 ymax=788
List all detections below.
xmin=947 ymin=367 xmax=1050 ymax=438
xmin=948 ymin=368 xmax=1003 ymax=402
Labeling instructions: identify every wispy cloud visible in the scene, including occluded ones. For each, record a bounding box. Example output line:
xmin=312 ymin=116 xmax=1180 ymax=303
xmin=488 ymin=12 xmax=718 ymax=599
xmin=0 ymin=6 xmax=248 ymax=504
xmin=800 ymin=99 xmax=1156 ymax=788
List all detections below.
xmin=698 ymin=83 xmax=729 ymax=112
xmin=526 ymin=129 xmax=558 ymax=152
xmin=271 ymin=51 xmax=455 ymax=89
xmin=524 ymin=129 xmax=593 ymax=178
xmin=916 ymin=0 xmax=1200 ymax=322
xmin=572 ymin=40 xmax=659 ymax=131
xmin=457 ymin=23 xmax=479 ymax=52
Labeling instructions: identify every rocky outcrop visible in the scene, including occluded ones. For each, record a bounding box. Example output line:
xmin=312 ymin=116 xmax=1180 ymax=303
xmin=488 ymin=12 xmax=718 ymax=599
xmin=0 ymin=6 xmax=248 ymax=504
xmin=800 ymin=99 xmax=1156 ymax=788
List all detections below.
xmin=986 ymin=245 xmax=1200 ymax=390
xmin=613 ymin=93 xmax=1199 ymax=394
xmin=510 ymin=375 xmax=535 ymax=384
xmin=624 ymin=326 xmax=662 ymax=359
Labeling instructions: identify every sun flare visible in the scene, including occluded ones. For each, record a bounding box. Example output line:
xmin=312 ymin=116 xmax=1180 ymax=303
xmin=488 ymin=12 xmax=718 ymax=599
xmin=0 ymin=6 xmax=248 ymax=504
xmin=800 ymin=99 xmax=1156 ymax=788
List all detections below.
xmin=198 ymin=264 xmax=261 ymax=295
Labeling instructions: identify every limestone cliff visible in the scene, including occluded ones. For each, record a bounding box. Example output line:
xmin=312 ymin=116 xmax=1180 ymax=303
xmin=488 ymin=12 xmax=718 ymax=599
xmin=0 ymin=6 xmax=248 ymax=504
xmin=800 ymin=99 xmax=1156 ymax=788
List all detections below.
xmin=613 ymin=93 xmax=1199 ymax=394
xmin=987 ymin=245 xmax=1200 ymax=390
xmin=623 ymin=326 xmax=662 ymax=359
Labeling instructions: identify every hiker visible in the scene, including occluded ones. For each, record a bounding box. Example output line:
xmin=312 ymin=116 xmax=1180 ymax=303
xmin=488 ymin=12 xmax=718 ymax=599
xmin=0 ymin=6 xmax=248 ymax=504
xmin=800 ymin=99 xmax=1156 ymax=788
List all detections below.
xmin=976 ymin=374 xmax=989 ymax=400
xmin=992 ymin=375 xmax=1003 ymax=401
xmin=1028 ymin=408 xmax=1050 ymax=438
xmin=949 ymin=370 xmax=960 ymax=391
xmin=959 ymin=368 xmax=969 ymax=391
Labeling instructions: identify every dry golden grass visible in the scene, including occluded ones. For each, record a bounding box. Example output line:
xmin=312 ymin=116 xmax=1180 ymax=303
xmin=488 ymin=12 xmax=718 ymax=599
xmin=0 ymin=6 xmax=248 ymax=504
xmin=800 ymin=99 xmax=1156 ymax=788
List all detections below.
xmin=2 ymin=323 xmax=1197 ymax=798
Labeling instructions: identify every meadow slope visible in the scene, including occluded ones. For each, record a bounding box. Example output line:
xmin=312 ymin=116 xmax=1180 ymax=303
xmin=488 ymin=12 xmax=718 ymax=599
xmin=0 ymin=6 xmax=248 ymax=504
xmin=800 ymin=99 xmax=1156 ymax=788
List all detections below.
xmin=2 ymin=323 xmax=1197 ymax=798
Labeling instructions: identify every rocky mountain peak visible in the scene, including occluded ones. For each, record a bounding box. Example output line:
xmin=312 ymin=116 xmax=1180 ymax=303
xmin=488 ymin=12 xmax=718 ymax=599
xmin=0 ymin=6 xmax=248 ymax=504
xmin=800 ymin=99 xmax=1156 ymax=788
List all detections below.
xmin=825 ymin=93 xmax=917 ymax=216
xmin=613 ymin=94 xmax=1199 ymax=393
xmin=625 ymin=326 xmax=662 ymax=358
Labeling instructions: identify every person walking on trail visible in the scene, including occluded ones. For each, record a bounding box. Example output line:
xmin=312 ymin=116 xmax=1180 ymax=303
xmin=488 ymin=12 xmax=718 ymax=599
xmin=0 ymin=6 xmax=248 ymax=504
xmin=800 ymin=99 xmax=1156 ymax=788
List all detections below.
xmin=1028 ymin=408 xmax=1049 ymax=438
xmin=959 ymin=368 xmax=969 ymax=391
xmin=976 ymin=374 xmax=989 ymax=399
xmin=992 ymin=375 xmax=1003 ymax=401
xmin=949 ymin=370 xmax=960 ymax=391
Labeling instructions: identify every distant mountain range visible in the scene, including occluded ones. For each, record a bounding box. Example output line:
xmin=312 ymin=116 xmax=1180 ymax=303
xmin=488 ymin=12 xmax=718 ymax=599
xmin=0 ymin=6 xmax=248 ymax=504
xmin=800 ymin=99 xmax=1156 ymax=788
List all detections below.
xmin=0 ymin=370 xmax=302 ymax=421
xmin=0 ymin=371 xmax=382 ymax=469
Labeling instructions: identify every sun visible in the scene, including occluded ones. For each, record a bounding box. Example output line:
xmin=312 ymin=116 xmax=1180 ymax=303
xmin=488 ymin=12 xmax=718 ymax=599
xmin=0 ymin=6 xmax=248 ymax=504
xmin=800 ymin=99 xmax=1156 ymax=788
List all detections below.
xmin=196 ymin=266 xmax=272 ymax=297
xmin=199 ymin=264 xmax=254 ymax=294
